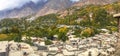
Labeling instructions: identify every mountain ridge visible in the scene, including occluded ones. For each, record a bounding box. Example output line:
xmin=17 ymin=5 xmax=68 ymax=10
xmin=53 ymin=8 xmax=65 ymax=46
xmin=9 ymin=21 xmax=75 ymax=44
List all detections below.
xmin=0 ymin=0 xmax=119 ymax=19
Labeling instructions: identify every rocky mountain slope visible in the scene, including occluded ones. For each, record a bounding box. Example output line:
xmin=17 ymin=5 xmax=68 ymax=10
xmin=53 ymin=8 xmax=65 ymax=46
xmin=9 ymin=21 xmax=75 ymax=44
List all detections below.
xmin=0 ymin=0 xmax=47 ymax=18
xmin=36 ymin=0 xmax=72 ymax=16
xmin=0 ymin=0 xmax=119 ymax=19
xmin=73 ymin=0 xmax=119 ymax=6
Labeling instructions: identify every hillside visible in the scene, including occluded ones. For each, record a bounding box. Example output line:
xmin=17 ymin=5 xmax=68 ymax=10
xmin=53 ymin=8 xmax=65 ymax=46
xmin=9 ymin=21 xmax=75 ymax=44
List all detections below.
xmin=36 ymin=0 xmax=72 ymax=16
xmin=73 ymin=0 xmax=119 ymax=6
xmin=0 ymin=0 xmax=72 ymax=19
xmin=0 ymin=0 xmax=47 ymax=18
xmin=0 ymin=2 xmax=120 ymax=38
xmin=0 ymin=0 xmax=119 ymax=19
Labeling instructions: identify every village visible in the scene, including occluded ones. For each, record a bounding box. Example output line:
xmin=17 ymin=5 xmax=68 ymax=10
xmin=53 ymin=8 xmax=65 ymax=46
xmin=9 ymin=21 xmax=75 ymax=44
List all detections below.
xmin=0 ymin=13 xmax=120 ymax=56
xmin=0 ymin=30 xmax=119 ymax=56
xmin=0 ymin=1 xmax=120 ymax=56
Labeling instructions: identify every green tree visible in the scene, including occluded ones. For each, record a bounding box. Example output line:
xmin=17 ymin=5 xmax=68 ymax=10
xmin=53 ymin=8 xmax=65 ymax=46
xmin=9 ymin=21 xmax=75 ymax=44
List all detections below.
xmin=93 ymin=8 xmax=108 ymax=28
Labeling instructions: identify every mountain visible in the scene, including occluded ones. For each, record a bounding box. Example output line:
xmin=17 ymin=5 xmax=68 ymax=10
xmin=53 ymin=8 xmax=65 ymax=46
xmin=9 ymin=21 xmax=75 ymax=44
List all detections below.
xmin=0 ymin=0 xmax=119 ymax=19
xmin=73 ymin=0 xmax=119 ymax=6
xmin=0 ymin=0 xmax=47 ymax=18
xmin=0 ymin=0 xmax=73 ymax=19
xmin=36 ymin=0 xmax=72 ymax=16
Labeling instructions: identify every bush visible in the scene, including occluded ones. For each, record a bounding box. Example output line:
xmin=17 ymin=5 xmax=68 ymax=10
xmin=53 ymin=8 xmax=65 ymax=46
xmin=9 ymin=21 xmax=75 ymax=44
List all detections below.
xmin=106 ymin=26 xmax=118 ymax=32
xmin=110 ymin=27 xmax=118 ymax=32
xmin=93 ymin=28 xmax=100 ymax=34
xmin=45 ymin=40 xmax=53 ymax=45
xmin=0 ymin=34 xmax=9 ymax=41
xmin=81 ymin=28 xmax=94 ymax=37
xmin=25 ymin=38 xmax=33 ymax=46
xmin=8 ymin=33 xmax=22 ymax=42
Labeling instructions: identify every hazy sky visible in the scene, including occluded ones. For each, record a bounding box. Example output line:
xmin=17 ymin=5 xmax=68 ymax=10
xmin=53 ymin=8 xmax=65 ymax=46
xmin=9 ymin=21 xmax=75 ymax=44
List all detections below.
xmin=0 ymin=0 xmax=79 ymax=11
xmin=70 ymin=0 xmax=80 ymax=2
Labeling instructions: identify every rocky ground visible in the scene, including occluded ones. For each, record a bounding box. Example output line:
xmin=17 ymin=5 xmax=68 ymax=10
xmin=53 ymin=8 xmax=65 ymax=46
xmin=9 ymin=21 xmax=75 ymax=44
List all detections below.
xmin=113 ymin=33 xmax=120 ymax=56
xmin=114 ymin=34 xmax=120 ymax=56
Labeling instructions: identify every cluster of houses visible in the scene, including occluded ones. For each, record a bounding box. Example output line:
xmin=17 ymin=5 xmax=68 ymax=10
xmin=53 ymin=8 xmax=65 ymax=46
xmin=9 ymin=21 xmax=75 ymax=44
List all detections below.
xmin=45 ymin=33 xmax=118 ymax=56
xmin=0 ymin=41 xmax=40 ymax=56
xmin=0 ymin=31 xmax=119 ymax=56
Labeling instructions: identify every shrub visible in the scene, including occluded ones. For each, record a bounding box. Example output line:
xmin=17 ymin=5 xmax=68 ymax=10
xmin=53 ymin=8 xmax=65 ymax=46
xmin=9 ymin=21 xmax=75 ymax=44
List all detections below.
xmin=25 ymin=38 xmax=33 ymax=46
xmin=93 ymin=28 xmax=100 ymax=34
xmin=110 ymin=27 xmax=118 ymax=32
xmin=45 ymin=40 xmax=53 ymax=45
xmin=0 ymin=34 xmax=8 ymax=41
xmin=81 ymin=28 xmax=94 ymax=37
xmin=106 ymin=26 xmax=118 ymax=33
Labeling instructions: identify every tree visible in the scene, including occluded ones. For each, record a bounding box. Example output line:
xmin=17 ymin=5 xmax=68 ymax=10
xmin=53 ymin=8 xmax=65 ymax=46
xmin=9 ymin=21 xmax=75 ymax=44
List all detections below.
xmin=93 ymin=8 xmax=108 ymax=28
xmin=10 ymin=26 xmax=22 ymax=42
xmin=58 ymin=26 xmax=68 ymax=42
xmin=113 ymin=3 xmax=120 ymax=13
